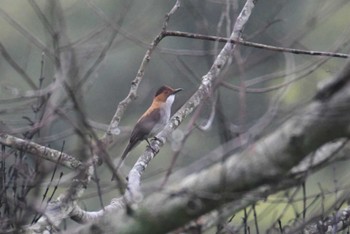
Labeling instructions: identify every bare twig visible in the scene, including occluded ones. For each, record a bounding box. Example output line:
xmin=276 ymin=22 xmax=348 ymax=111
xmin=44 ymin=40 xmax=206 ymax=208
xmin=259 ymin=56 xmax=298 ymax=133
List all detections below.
xmin=0 ymin=42 xmax=38 ymax=89
xmin=163 ymin=31 xmax=350 ymax=58
xmin=0 ymin=7 xmax=52 ymax=58
xmin=78 ymin=0 xmax=133 ymax=88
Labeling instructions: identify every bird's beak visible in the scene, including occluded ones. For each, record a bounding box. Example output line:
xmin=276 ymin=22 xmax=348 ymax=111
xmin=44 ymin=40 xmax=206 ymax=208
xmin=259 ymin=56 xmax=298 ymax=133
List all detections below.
xmin=173 ymin=88 xmax=183 ymax=94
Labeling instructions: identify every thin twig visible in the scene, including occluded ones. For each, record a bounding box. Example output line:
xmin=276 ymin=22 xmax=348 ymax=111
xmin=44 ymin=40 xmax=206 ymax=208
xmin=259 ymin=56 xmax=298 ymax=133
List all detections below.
xmin=164 ymin=31 xmax=350 ymax=58
xmin=0 ymin=8 xmax=52 ymax=58
xmin=0 ymin=42 xmax=38 ymax=89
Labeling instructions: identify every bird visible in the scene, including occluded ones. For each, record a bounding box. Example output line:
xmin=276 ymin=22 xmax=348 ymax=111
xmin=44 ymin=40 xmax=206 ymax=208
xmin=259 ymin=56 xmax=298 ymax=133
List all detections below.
xmin=113 ymin=85 xmax=182 ymax=176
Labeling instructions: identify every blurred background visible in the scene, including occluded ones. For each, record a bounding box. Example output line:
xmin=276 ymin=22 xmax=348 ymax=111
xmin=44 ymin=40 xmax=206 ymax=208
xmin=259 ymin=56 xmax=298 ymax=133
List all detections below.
xmin=1 ymin=0 xmax=350 ymax=232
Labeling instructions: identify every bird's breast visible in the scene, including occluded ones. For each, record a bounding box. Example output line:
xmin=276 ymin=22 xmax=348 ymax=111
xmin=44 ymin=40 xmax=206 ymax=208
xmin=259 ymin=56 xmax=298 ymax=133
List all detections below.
xmin=149 ymin=107 xmax=169 ymax=136
xmin=141 ymin=96 xmax=175 ymax=137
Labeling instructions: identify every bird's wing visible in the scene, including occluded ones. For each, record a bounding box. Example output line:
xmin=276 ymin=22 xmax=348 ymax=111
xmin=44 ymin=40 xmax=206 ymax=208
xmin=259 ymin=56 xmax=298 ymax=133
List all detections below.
xmin=112 ymin=109 xmax=161 ymax=178
xmin=111 ymin=108 xmax=163 ymax=180
xmin=130 ymin=108 xmax=161 ymax=144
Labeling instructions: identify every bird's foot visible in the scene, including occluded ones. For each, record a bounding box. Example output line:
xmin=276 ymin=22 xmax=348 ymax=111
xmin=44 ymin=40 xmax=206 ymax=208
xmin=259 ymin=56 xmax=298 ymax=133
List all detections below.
xmin=145 ymin=138 xmax=159 ymax=154
xmin=151 ymin=136 xmax=161 ymax=142
xmin=146 ymin=136 xmax=161 ymax=154
xmin=146 ymin=144 xmax=158 ymax=154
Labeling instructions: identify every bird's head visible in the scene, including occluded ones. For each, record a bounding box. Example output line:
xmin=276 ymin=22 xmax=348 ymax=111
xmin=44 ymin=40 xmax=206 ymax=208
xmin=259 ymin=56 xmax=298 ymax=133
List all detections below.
xmin=154 ymin=85 xmax=182 ymax=103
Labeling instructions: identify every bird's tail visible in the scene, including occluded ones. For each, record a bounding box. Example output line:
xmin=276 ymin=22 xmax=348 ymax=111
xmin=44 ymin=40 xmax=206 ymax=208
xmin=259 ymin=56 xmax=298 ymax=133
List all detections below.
xmin=111 ymin=142 xmax=134 ymax=181
xmin=117 ymin=143 xmax=133 ymax=169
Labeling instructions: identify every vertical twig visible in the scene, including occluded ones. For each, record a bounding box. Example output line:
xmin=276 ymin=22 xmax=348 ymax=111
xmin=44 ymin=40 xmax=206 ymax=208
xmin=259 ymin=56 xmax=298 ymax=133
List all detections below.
xmin=253 ymin=204 xmax=260 ymax=234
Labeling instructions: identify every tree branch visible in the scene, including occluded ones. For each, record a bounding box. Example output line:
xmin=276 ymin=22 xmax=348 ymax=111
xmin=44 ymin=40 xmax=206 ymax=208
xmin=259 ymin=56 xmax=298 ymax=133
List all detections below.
xmin=163 ymin=31 xmax=350 ymax=58
xmin=0 ymin=133 xmax=82 ymax=169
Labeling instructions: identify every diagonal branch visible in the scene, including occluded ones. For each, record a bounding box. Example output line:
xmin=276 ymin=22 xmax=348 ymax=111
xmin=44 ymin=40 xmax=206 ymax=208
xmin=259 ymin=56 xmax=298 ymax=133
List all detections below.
xmin=125 ymin=0 xmax=257 ymax=204
xmin=0 ymin=42 xmax=38 ymax=89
